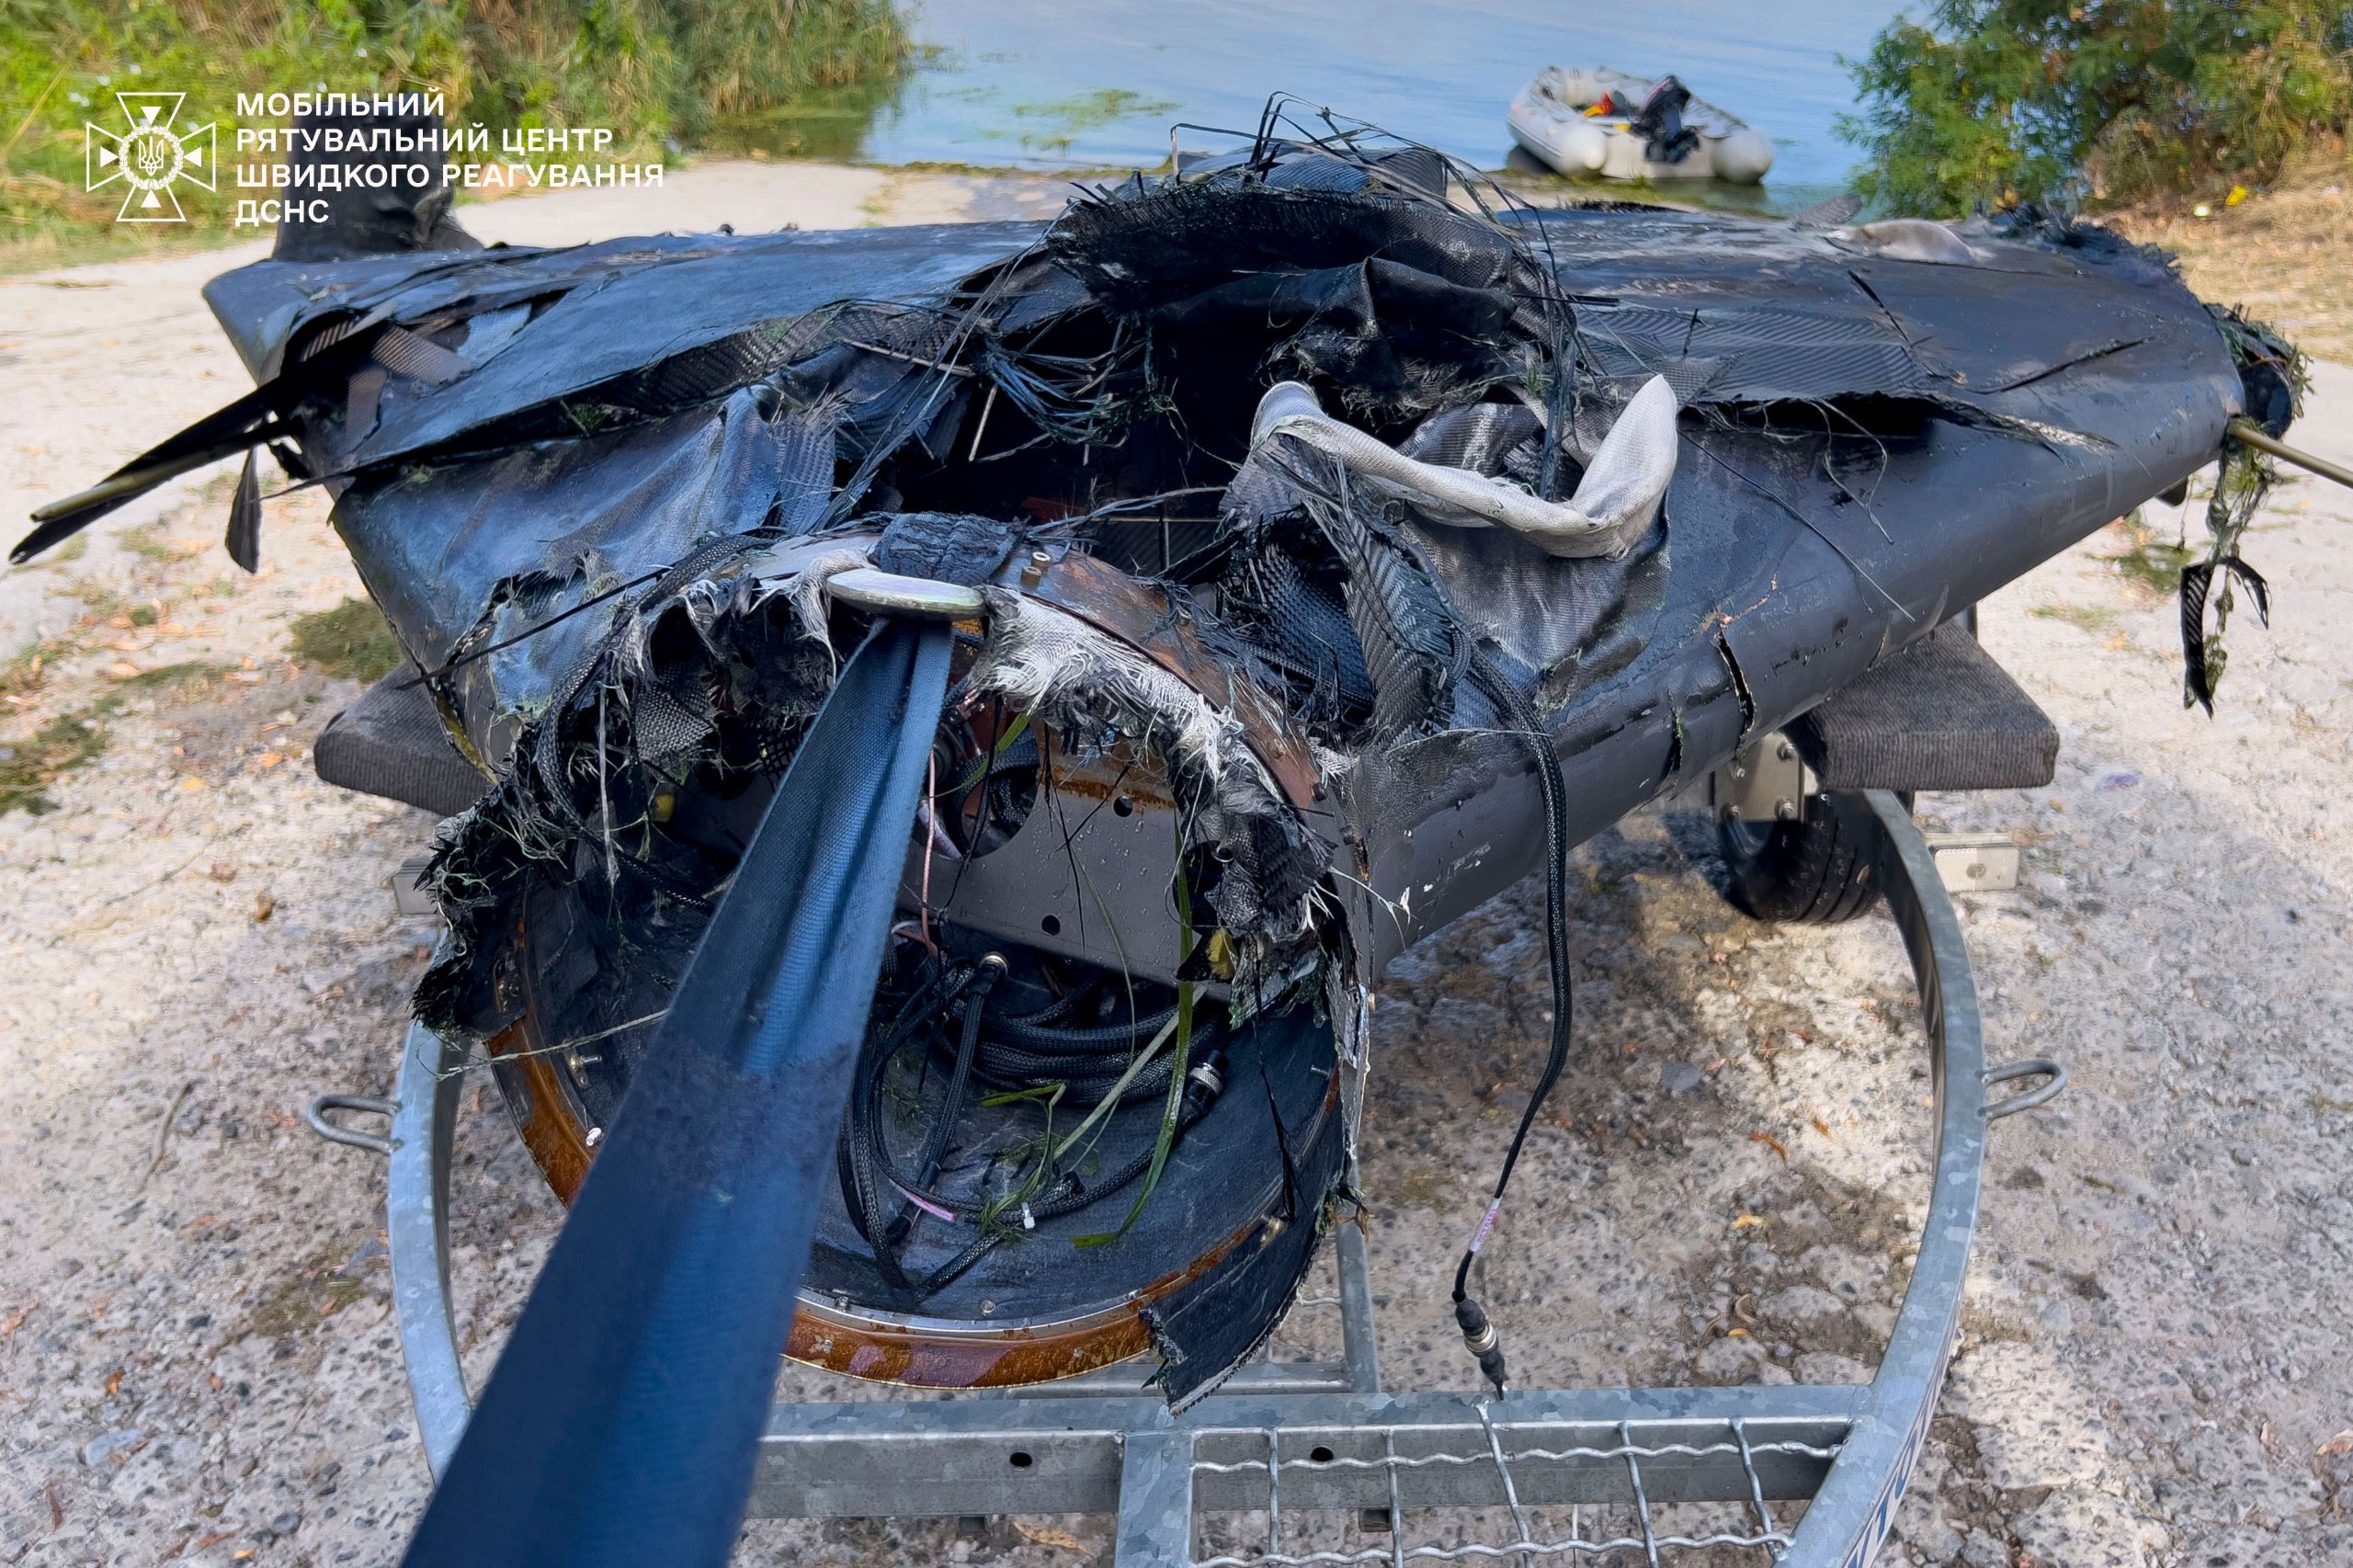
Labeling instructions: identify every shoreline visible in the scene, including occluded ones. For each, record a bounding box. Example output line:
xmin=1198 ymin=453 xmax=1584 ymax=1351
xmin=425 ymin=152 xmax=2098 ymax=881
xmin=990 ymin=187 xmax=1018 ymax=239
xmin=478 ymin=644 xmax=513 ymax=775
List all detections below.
xmin=0 ymin=156 xmax=1085 ymax=281
xmin=0 ymin=148 xmax=1807 ymax=282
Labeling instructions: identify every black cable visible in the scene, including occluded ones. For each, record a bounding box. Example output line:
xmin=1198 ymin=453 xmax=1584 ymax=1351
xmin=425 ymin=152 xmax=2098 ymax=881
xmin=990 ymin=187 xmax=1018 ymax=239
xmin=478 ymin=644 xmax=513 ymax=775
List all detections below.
xmin=835 ymin=952 xmax=1231 ymax=1301
xmin=908 ymin=955 xmax=1006 ymax=1187
xmin=985 ymin=1002 xmax=1183 ymax=1053
xmin=838 ymin=962 xmax=972 ymax=1293
xmin=1449 ymin=645 xmax=1575 ymax=1396
xmin=899 ymin=1040 xmax=1228 ymax=1296
xmin=882 ymin=953 xmax=1007 ymax=1250
xmin=384 ymin=570 xmax=665 ymax=693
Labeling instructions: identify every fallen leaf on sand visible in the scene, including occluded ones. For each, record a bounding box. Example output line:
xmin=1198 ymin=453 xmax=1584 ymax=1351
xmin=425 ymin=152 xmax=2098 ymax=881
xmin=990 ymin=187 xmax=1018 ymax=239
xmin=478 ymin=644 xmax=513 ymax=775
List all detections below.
xmin=1013 ymin=1522 xmax=1090 ymax=1552
xmin=2319 ymin=1429 xmax=2353 ymax=1457
xmin=1750 ymin=1131 xmax=1790 ymax=1161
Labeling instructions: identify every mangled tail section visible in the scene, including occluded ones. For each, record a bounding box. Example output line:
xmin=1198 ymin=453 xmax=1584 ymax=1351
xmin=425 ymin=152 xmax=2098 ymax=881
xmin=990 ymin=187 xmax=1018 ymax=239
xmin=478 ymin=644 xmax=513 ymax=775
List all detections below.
xmin=88 ymin=105 xmax=2251 ymax=1409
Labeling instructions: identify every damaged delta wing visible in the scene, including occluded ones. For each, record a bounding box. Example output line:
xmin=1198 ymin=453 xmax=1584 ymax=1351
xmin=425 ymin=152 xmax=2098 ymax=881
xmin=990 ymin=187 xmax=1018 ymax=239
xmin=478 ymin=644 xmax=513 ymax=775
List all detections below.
xmin=26 ymin=118 xmax=2277 ymax=1416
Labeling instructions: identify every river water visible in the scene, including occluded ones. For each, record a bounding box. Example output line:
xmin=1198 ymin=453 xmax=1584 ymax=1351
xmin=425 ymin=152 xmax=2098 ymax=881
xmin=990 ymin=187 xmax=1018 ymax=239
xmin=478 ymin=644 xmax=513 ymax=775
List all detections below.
xmin=725 ymin=1 xmax=1904 ymax=211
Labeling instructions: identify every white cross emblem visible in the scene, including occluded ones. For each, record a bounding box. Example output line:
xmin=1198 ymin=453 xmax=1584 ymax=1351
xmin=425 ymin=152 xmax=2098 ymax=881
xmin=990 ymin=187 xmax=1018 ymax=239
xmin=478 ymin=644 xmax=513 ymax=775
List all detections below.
xmin=86 ymin=92 xmax=216 ymax=223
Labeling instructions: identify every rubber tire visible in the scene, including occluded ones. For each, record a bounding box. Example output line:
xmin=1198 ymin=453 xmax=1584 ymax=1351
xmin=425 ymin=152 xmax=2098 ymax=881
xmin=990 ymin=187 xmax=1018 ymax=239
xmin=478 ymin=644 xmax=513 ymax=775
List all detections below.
xmin=1715 ymin=790 xmax=1899 ymax=926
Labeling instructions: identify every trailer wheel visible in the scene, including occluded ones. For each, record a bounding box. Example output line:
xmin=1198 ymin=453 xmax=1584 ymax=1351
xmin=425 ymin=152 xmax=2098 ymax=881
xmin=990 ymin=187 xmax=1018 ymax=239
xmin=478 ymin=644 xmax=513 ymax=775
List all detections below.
xmin=1716 ymin=790 xmax=1904 ymax=925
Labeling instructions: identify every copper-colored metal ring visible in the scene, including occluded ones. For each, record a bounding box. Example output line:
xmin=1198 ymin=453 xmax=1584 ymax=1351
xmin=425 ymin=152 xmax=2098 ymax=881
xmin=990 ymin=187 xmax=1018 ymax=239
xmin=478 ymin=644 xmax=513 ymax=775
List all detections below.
xmin=487 ymin=961 xmax=1341 ymax=1392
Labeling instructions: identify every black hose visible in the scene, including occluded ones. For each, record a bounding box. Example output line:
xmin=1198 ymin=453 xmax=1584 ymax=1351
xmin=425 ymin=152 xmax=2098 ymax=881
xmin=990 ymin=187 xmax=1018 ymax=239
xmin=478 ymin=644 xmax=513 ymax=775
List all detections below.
xmin=985 ymin=1005 xmax=1183 ymax=1054
xmin=908 ymin=955 xmax=1006 ymax=1190
xmin=881 ymin=954 xmax=1007 ymax=1251
xmin=835 ymin=954 xmax=1230 ymax=1301
xmin=896 ymin=1042 xmax=1230 ymax=1296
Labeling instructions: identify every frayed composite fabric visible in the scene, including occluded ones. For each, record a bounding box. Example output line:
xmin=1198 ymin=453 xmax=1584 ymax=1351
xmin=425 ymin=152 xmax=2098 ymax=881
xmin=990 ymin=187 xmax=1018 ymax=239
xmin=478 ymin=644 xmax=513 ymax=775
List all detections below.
xmin=968 ymin=591 xmax=1252 ymax=787
xmin=963 ymin=587 xmax=1326 ymax=945
xmin=123 ymin=125 xmax=2255 ymax=1425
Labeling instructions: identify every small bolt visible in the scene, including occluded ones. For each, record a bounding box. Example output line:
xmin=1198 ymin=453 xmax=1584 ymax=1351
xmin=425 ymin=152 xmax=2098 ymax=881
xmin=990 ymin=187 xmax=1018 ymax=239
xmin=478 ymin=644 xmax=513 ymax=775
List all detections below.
xmin=1725 ymin=804 xmax=1743 ymax=821
xmin=1020 ymin=549 xmax=1051 ymax=585
xmin=1775 ymin=739 xmax=1795 ymax=762
xmin=1775 ymin=798 xmax=1800 ymax=822
xmin=584 ymin=1127 xmax=603 ymax=1149
xmin=980 ymin=1299 xmax=996 ymax=1315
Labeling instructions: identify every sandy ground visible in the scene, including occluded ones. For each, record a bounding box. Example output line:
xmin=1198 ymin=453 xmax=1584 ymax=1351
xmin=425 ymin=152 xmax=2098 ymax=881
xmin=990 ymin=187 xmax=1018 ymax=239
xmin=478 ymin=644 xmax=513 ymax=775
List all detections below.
xmin=3 ymin=168 xmax=2351 ymax=1568
xmin=2115 ymin=170 xmax=2353 ymax=366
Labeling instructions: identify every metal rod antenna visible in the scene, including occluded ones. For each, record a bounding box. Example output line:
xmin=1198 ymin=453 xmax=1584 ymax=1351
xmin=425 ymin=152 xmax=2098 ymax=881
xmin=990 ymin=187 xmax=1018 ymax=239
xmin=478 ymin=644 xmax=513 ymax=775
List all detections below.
xmin=2228 ymin=418 xmax=2353 ymax=492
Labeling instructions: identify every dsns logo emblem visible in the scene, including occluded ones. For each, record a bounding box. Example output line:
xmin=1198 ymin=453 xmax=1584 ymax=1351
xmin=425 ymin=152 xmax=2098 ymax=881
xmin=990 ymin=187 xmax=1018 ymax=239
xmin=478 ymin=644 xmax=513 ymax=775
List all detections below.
xmin=86 ymin=92 xmax=215 ymax=222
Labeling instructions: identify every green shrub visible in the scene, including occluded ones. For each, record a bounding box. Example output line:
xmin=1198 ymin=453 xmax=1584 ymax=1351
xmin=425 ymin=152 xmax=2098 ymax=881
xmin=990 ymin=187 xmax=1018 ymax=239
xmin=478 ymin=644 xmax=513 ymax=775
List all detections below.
xmin=0 ymin=0 xmax=908 ymax=256
xmin=1841 ymin=0 xmax=2353 ymax=215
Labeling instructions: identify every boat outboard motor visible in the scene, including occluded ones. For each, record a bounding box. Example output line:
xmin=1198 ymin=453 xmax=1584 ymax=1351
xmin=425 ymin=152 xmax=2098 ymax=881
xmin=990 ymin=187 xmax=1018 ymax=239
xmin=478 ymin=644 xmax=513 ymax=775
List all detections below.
xmin=1633 ymin=75 xmax=1700 ymax=165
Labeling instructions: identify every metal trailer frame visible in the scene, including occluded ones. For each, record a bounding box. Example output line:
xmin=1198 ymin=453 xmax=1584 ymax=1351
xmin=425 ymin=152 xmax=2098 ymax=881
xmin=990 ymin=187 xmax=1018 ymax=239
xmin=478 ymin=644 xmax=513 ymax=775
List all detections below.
xmin=310 ymin=790 xmax=2063 ymax=1565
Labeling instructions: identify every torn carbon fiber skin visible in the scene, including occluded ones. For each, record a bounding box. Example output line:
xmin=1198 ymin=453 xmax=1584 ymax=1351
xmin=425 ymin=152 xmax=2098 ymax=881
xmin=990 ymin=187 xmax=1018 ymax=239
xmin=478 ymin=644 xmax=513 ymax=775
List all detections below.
xmin=29 ymin=108 xmax=2279 ymax=1407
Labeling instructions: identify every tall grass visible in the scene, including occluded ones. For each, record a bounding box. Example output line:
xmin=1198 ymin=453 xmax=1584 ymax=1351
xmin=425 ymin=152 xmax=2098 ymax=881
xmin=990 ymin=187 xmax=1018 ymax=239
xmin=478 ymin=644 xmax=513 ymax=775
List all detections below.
xmin=0 ymin=0 xmax=907 ymax=263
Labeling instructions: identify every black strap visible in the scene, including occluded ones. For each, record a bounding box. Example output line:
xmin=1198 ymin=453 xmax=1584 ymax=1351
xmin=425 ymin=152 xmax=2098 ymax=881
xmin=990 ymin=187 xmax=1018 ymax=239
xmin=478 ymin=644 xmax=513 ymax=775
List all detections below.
xmin=400 ymin=618 xmax=952 ymax=1568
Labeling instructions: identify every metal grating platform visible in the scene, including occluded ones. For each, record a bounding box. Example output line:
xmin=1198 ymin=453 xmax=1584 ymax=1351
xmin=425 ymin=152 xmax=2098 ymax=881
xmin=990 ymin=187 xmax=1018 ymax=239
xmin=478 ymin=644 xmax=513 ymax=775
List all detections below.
xmin=1185 ymin=1409 xmax=1841 ymax=1565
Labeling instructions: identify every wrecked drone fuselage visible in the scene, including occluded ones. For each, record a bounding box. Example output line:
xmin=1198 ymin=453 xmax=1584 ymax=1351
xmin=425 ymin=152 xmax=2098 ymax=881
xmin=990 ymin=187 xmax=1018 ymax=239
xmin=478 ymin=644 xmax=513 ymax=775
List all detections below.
xmin=31 ymin=129 xmax=2263 ymax=1408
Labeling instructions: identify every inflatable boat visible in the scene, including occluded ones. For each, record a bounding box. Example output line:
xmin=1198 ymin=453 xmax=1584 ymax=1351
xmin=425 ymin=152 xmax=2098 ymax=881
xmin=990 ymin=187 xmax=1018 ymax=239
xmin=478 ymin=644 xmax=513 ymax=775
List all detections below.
xmin=1509 ymin=65 xmax=1776 ymax=183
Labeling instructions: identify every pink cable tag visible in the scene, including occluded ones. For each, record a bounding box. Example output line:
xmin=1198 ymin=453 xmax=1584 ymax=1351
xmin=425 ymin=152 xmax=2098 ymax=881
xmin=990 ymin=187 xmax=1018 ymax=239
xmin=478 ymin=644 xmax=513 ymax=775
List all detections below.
xmin=892 ymin=1182 xmax=959 ymax=1223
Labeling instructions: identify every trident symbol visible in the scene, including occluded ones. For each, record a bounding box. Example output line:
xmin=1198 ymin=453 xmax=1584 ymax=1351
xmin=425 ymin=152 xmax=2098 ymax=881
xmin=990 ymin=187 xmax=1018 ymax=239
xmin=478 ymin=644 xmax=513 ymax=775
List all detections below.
xmin=86 ymin=93 xmax=215 ymax=223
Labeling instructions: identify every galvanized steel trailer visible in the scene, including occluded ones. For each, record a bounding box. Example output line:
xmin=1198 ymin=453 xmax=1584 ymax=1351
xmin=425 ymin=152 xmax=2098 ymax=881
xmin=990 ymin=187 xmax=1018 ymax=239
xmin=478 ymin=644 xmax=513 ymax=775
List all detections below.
xmin=313 ymin=790 xmax=2062 ymax=1566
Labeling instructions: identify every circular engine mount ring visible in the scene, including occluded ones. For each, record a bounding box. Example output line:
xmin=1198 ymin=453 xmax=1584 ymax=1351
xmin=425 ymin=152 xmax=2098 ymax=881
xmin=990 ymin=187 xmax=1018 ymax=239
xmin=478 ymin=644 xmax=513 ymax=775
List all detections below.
xmin=480 ymin=961 xmax=1347 ymax=1392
